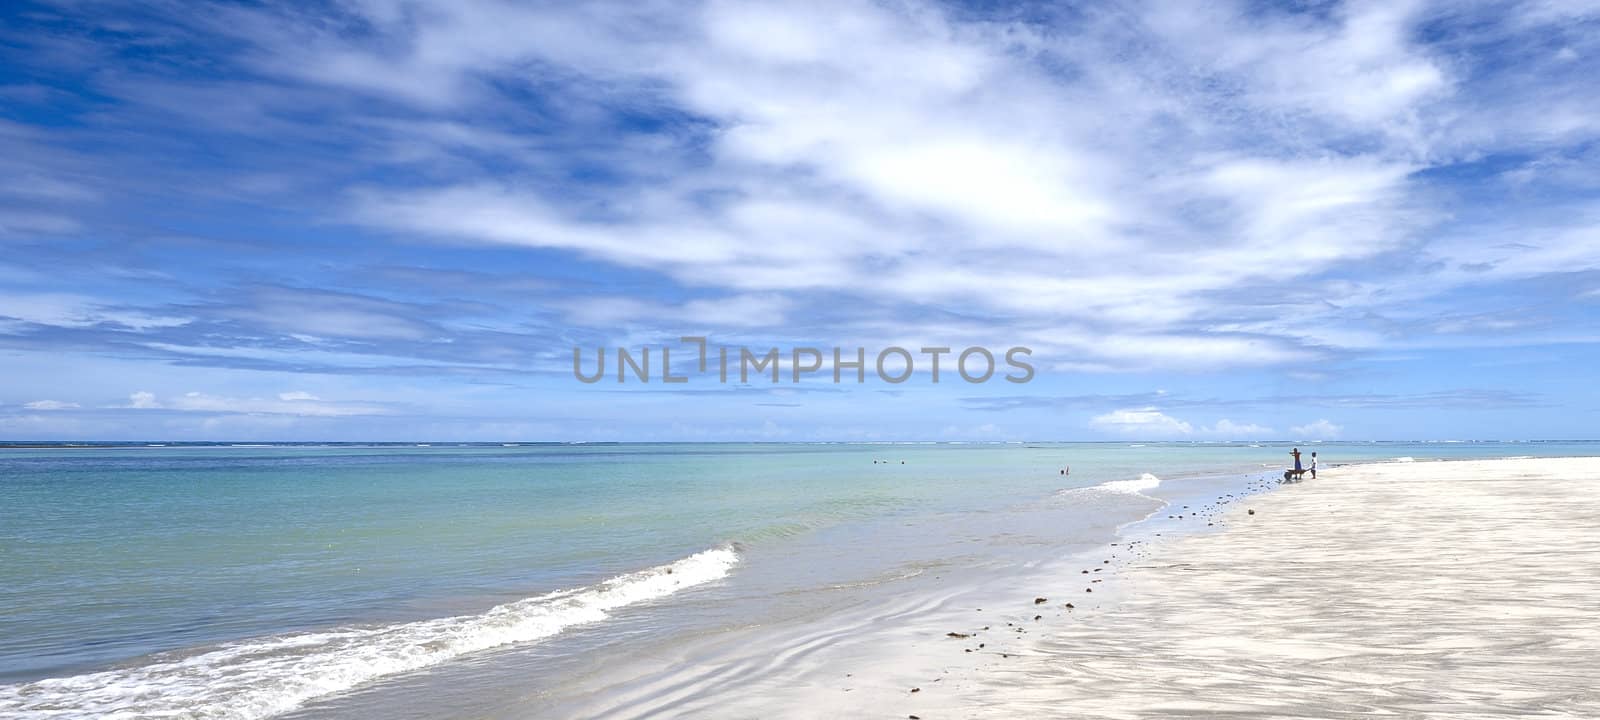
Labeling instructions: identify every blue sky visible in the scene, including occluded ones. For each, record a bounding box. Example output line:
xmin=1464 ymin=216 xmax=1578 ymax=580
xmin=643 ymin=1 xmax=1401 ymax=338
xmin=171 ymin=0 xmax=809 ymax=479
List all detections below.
xmin=0 ymin=0 xmax=1597 ymax=441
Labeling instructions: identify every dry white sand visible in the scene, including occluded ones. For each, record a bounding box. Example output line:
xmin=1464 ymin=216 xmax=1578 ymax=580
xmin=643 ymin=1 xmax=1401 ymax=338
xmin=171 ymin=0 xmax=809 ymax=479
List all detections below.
xmin=551 ymin=457 xmax=1600 ymax=719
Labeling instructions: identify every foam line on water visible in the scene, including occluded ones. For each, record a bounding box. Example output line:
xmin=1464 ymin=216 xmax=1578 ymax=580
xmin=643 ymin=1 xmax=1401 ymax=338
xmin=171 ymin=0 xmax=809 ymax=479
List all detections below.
xmin=1094 ymin=472 xmax=1162 ymax=495
xmin=0 ymin=545 xmax=740 ymax=720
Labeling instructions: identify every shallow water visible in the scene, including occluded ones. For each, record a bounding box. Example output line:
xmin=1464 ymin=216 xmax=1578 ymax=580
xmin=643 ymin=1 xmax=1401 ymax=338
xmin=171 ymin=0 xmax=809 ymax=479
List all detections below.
xmin=0 ymin=441 xmax=1593 ymax=718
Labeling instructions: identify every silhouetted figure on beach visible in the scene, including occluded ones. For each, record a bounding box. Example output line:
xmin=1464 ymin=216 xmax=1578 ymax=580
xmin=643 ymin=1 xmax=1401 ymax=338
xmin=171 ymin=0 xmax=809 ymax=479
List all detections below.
xmin=1291 ymin=447 xmax=1302 ymax=473
xmin=1310 ymin=452 xmax=1317 ymax=479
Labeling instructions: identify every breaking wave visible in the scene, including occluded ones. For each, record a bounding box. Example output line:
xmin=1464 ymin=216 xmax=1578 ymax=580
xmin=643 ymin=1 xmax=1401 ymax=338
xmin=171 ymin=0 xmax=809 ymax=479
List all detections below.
xmin=0 ymin=546 xmax=740 ymax=720
xmin=1095 ymin=473 xmax=1162 ymax=495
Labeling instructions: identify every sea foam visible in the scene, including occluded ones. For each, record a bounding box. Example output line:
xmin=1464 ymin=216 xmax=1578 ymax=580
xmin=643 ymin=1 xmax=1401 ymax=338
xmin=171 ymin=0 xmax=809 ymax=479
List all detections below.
xmin=0 ymin=546 xmax=739 ymax=720
xmin=1095 ymin=473 xmax=1162 ymax=495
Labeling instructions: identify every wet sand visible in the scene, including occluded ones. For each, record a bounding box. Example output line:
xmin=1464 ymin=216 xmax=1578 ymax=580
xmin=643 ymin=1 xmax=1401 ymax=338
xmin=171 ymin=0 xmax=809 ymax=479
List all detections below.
xmin=553 ymin=457 xmax=1600 ymax=719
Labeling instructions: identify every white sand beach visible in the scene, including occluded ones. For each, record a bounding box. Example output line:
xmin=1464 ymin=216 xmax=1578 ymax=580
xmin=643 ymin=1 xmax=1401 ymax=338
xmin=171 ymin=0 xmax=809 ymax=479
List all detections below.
xmin=552 ymin=457 xmax=1600 ymax=719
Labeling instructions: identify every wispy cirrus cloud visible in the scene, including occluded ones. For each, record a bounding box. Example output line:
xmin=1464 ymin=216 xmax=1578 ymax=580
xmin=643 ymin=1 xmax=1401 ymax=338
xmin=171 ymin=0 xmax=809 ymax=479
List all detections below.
xmin=113 ymin=390 xmax=394 ymax=417
xmin=963 ymin=388 xmax=1545 ymax=412
xmin=0 ymin=0 xmax=1597 ymax=439
xmin=0 ymin=292 xmax=191 ymax=332
xmin=11 ymin=0 xmax=1600 ymax=365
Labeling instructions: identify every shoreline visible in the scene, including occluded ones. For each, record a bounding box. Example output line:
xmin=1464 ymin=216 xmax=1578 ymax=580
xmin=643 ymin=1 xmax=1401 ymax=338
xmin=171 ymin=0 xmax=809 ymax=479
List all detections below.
xmin=539 ymin=456 xmax=1600 ymax=718
xmin=954 ymin=455 xmax=1600 ymax=718
xmin=516 ymin=466 xmax=1283 ymax=718
xmin=6 ymin=451 xmax=1597 ymax=719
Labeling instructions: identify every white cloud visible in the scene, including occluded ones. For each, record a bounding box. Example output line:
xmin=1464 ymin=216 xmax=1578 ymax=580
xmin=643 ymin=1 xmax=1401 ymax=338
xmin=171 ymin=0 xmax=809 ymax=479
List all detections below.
xmin=127 ymin=391 xmax=161 ymax=409
xmin=0 ymin=292 xmax=190 ymax=331
xmin=558 ymin=294 xmax=793 ymax=329
xmin=0 ymin=210 xmax=83 ymax=236
xmin=220 ymin=288 xmax=436 ymax=342
xmin=118 ymin=391 xmax=390 ymax=417
xmin=1290 ymin=419 xmax=1345 ymax=439
xmin=0 ymin=174 xmax=101 ymax=203
xmin=1147 ymin=0 xmax=1448 ymax=137
xmin=23 ymin=400 xmax=80 ymax=410
xmin=1208 ymin=419 xmax=1275 ymax=437
xmin=318 ymin=0 xmax=1503 ymax=371
xmin=1091 ymin=408 xmax=1278 ymax=438
xmin=138 ymin=342 xmax=473 ymax=372
xmin=1091 ymin=407 xmax=1195 ymax=436
xmin=15 ymin=0 xmax=1599 ymax=385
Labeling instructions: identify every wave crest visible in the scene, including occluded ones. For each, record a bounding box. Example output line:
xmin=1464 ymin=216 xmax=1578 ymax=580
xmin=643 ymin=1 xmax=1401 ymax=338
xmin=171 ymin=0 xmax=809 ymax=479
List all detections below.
xmin=1096 ymin=473 xmax=1162 ymax=495
xmin=0 ymin=546 xmax=739 ymax=720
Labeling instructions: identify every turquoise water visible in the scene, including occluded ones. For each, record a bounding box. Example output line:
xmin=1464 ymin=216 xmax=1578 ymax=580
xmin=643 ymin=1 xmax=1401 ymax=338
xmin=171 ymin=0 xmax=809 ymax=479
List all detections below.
xmin=0 ymin=441 xmax=1592 ymax=718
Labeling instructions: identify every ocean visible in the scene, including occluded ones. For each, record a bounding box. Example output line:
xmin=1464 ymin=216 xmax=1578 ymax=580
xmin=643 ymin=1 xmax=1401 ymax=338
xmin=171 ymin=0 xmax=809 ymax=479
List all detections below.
xmin=0 ymin=440 xmax=1592 ymax=718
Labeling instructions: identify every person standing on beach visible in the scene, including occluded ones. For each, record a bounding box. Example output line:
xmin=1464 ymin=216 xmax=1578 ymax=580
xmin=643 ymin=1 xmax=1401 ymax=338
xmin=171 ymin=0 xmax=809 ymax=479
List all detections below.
xmin=1291 ymin=447 xmax=1302 ymax=474
xmin=1310 ymin=452 xmax=1317 ymax=479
